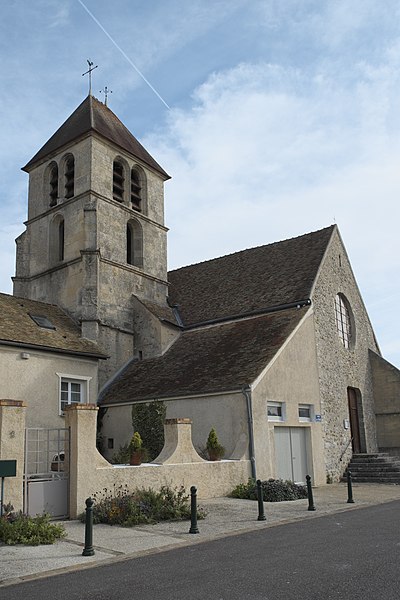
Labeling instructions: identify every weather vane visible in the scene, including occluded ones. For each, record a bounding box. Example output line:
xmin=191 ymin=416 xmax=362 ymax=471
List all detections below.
xmin=99 ymin=86 xmax=113 ymax=106
xmin=82 ymin=59 xmax=98 ymax=95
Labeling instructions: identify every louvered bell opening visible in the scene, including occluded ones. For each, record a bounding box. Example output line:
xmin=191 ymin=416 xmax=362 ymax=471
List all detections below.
xmin=64 ymin=159 xmax=75 ymax=199
xmin=50 ymin=168 xmax=58 ymax=206
xmin=113 ymin=182 xmax=124 ymax=202
xmin=131 ymin=186 xmax=141 ymax=211
xmin=113 ymin=162 xmax=124 ymax=202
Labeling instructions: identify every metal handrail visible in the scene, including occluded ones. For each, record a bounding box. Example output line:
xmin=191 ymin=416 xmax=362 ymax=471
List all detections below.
xmin=339 ymin=436 xmax=353 ymax=462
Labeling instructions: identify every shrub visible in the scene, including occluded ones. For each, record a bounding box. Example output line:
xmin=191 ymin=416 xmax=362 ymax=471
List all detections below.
xmin=129 ymin=431 xmax=143 ymax=452
xmin=111 ymin=443 xmax=131 ymax=464
xmin=0 ymin=505 xmax=66 ymax=545
xmin=111 ymin=443 xmax=149 ymax=464
xmin=230 ymin=478 xmax=308 ymax=502
xmin=131 ymin=401 xmax=166 ymax=461
xmin=206 ymin=427 xmax=225 ymax=460
xmin=80 ymin=484 xmax=206 ymax=526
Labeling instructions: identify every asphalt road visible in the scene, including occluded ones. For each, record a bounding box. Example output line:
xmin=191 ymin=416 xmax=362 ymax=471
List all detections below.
xmin=2 ymin=500 xmax=400 ymax=600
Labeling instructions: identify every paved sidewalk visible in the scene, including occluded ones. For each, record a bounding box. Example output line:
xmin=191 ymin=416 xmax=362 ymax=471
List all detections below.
xmin=1 ymin=483 xmax=400 ymax=588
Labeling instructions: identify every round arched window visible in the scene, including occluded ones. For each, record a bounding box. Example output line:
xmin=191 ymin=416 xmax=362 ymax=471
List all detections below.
xmin=334 ymin=294 xmax=352 ymax=348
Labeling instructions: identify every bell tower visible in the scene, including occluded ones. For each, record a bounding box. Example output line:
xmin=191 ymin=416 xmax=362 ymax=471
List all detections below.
xmin=13 ymin=95 xmax=171 ymax=385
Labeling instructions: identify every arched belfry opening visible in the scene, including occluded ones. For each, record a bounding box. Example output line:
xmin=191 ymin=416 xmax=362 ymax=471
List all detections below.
xmin=64 ymin=154 xmax=75 ymax=199
xmin=49 ymin=162 xmax=58 ymax=207
xmin=113 ymin=160 xmax=125 ymax=202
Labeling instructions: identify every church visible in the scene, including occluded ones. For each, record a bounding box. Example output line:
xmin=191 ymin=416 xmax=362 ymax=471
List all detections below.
xmin=2 ymin=93 xmax=400 ymax=493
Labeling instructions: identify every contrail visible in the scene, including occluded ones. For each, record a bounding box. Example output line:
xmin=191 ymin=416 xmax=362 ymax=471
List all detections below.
xmin=77 ymin=0 xmax=170 ymax=109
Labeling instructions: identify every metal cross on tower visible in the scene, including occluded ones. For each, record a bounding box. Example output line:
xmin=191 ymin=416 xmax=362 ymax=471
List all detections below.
xmin=99 ymin=86 xmax=113 ymax=106
xmin=82 ymin=59 xmax=98 ymax=95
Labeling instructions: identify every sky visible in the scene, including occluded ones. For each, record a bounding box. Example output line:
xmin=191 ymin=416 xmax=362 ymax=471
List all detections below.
xmin=0 ymin=0 xmax=399 ymax=367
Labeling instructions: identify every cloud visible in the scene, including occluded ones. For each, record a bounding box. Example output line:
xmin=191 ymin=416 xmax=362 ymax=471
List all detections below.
xmin=144 ymin=56 xmax=400 ymax=364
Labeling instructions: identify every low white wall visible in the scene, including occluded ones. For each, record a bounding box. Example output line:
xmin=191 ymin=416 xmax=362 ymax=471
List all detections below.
xmin=66 ymin=406 xmax=251 ymax=518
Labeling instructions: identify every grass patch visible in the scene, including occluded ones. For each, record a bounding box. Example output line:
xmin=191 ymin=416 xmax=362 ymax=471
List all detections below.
xmin=81 ymin=485 xmax=206 ymax=526
xmin=230 ymin=478 xmax=308 ymax=502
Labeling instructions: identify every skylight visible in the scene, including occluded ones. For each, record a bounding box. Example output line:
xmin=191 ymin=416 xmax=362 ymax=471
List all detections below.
xmin=29 ymin=314 xmax=56 ymax=330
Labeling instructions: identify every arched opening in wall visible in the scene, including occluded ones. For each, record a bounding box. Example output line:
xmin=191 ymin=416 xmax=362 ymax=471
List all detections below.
xmin=126 ymin=219 xmax=143 ymax=268
xmin=113 ymin=160 xmax=125 ymax=202
xmin=58 ymin=219 xmax=65 ymax=261
xmin=131 ymin=167 xmax=146 ymax=212
xmin=50 ymin=214 xmax=65 ymax=264
xmin=64 ymin=155 xmax=75 ymax=199
xmin=49 ymin=162 xmax=58 ymax=207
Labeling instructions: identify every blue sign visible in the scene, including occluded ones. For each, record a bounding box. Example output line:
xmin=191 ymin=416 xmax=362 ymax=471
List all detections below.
xmin=315 ymin=414 xmax=322 ymax=422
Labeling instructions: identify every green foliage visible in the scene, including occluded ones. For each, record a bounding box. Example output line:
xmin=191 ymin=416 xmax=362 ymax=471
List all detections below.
xmin=111 ymin=443 xmax=149 ymax=464
xmin=111 ymin=443 xmax=131 ymax=464
xmin=80 ymin=484 xmax=206 ymax=526
xmin=131 ymin=401 xmax=166 ymax=460
xmin=230 ymin=478 xmax=308 ymax=502
xmin=0 ymin=506 xmax=66 ymax=545
xmin=206 ymin=427 xmax=225 ymax=459
xmin=96 ymin=407 xmax=108 ymax=454
xmin=129 ymin=431 xmax=143 ymax=452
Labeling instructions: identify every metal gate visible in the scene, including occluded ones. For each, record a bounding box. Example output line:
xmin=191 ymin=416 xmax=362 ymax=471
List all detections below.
xmin=24 ymin=428 xmax=70 ymax=518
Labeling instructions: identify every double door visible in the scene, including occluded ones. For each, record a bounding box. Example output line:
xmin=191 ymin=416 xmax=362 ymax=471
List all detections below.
xmin=274 ymin=427 xmax=309 ymax=484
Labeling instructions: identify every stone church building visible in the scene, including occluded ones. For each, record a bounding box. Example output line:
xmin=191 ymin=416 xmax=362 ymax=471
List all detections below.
xmin=2 ymin=94 xmax=400 ymax=489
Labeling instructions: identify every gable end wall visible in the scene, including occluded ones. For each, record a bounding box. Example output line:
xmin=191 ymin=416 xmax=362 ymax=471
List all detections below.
xmin=312 ymin=228 xmax=379 ymax=478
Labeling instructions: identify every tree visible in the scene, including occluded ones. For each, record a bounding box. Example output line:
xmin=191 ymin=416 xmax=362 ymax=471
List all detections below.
xmin=131 ymin=401 xmax=166 ymax=460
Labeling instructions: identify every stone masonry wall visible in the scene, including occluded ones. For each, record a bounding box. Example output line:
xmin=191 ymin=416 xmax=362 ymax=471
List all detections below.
xmin=312 ymin=227 xmax=379 ymax=480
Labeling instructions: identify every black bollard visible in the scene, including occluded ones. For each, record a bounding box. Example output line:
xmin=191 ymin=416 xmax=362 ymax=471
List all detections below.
xmin=189 ymin=486 xmax=199 ymax=534
xmin=82 ymin=497 xmax=95 ymax=556
xmin=347 ymin=470 xmax=355 ymax=504
xmin=306 ymin=475 xmax=316 ymax=511
xmin=256 ymin=479 xmax=266 ymax=521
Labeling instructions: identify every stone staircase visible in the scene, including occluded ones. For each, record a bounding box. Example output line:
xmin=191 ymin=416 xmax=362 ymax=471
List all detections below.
xmin=345 ymin=453 xmax=400 ymax=484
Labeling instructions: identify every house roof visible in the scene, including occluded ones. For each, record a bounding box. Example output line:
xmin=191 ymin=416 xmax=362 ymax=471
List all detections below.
xmin=23 ymin=95 xmax=170 ymax=179
xmin=168 ymin=226 xmax=335 ymax=326
xmin=0 ymin=293 xmax=107 ymax=359
xmin=99 ymin=306 xmax=309 ymax=405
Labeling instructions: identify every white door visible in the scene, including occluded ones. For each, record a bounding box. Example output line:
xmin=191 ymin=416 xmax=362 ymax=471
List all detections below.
xmin=274 ymin=427 xmax=309 ymax=484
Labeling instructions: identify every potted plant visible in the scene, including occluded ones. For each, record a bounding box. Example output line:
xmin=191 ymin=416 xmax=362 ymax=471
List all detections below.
xmin=129 ymin=431 xmax=143 ymax=465
xmin=206 ymin=427 xmax=225 ymax=461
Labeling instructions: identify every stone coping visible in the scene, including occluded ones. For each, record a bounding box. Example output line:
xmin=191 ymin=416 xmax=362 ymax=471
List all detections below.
xmin=0 ymin=399 xmax=26 ymax=407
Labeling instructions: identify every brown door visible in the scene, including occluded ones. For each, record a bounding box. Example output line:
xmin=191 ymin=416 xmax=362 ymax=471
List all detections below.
xmin=348 ymin=388 xmax=361 ymax=454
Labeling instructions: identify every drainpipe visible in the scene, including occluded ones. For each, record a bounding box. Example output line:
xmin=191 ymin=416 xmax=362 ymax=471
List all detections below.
xmin=242 ymin=385 xmax=257 ymax=480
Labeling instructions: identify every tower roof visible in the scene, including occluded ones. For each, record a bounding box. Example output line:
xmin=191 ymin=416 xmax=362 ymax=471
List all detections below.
xmin=23 ymin=95 xmax=170 ymax=179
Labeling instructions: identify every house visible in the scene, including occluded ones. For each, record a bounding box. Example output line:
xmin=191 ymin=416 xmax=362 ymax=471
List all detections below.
xmin=7 ymin=93 xmax=400 ymax=489
xmin=0 ymin=292 xmax=106 ymax=428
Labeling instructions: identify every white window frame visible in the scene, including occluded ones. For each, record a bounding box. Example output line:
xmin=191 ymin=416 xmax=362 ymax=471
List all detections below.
xmin=267 ymin=401 xmax=285 ymax=422
xmin=57 ymin=373 xmax=92 ymax=416
xmin=298 ymin=403 xmax=313 ymax=423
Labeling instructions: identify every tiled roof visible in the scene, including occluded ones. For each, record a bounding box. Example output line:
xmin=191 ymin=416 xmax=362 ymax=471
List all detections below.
xmin=138 ymin=298 xmax=180 ymax=327
xmin=23 ymin=95 xmax=170 ymax=179
xmin=168 ymin=226 xmax=334 ymax=326
xmin=0 ymin=293 xmax=106 ymax=358
xmin=99 ymin=306 xmax=308 ymax=405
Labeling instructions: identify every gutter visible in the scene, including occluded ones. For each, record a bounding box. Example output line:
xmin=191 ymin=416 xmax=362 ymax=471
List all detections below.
xmin=0 ymin=338 xmax=108 ymax=360
xmin=242 ymin=384 xmax=257 ymax=480
xmin=179 ymin=299 xmax=312 ymax=331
